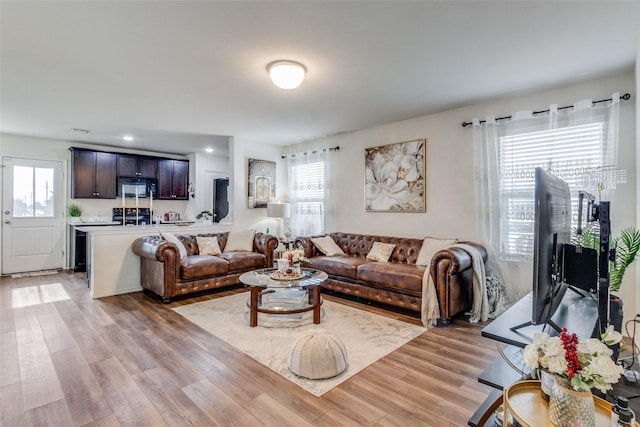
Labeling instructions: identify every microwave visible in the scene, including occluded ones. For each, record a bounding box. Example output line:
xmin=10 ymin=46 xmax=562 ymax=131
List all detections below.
xmin=117 ymin=177 xmax=157 ymax=198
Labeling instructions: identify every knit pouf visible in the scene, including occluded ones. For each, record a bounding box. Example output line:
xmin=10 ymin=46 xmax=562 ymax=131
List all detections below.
xmin=287 ymin=331 xmax=348 ymax=379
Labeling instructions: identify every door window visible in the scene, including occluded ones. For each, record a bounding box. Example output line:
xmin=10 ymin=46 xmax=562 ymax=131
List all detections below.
xmin=13 ymin=165 xmax=55 ymax=217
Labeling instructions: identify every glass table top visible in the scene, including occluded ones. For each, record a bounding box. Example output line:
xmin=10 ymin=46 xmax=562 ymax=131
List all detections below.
xmin=239 ymin=267 xmax=328 ymax=288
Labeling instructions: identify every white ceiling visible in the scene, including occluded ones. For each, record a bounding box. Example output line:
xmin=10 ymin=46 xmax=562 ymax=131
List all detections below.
xmin=1 ymin=1 xmax=638 ymax=156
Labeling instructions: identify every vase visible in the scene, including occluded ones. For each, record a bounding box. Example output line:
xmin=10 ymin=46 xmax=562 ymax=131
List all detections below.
xmin=548 ymin=376 xmax=595 ymax=427
xmin=291 ymin=262 xmax=301 ymax=275
xmin=538 ymin=369 xmax=554 ymax=401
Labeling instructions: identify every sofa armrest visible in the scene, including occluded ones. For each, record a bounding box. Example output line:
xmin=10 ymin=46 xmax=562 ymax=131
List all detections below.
xmin=429 ymin=241 xmax=487 ymax=275
xmin=430 ymin=241 xmax=488 ymax=323
xmin=253 ymin=233 xmax=279 ymax=267
xmin=293 ymin=236 xmax=321 ymax=259
xmin=132 ymin=235 xmax=181 ymax=300
xmin=132 ymin=235 xmax=176 ymax=262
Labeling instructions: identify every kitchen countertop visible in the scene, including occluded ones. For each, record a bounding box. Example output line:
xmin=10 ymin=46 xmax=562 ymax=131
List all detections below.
xmin=74 ymin=223 xmax=232 ymax=234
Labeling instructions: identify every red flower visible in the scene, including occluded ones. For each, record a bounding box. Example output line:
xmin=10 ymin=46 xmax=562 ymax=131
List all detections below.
xmin=560 ymin=328 xmax=581 ymax=379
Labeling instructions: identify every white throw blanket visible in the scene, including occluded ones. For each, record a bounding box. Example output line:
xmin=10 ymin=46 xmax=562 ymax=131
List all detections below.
xmin=420 ymin=243 xmax=488 ymax=327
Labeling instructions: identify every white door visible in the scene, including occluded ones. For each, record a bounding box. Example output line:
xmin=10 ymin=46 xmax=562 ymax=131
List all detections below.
xmin=2 ymin=157 xmax=64 ymax=274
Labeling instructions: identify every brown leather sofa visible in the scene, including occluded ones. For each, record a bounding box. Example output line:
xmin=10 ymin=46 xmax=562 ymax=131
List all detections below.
xmin=294 ymin=232 xmax=487 ymax=326
xmin=132 ymin=232 xmax=279 ymax=303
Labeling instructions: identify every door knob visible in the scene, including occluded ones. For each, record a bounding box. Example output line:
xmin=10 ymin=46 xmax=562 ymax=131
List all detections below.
xmin=4 ymin=210 xmax=9 ymax=215
xmin=4 ymin=220 xmax=10 ymax=224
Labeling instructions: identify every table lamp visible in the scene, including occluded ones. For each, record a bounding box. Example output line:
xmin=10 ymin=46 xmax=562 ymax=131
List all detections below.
xmin=266 ymin=202 xmax=291 ymax=240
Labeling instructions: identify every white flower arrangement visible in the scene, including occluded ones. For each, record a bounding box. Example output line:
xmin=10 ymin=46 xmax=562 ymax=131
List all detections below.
xmin=523 ymin=325 xmax=624 ymax=393
xmin=281 ymin=249 xmax=309 ymax=265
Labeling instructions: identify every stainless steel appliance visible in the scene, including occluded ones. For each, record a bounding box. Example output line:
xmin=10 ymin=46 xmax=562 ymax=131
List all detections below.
xmin=164 ymin=211 xmax=180 ymax=221
xmin=112 ymin=207 xmax=152 ymax=225
xmin=116 ymin=177 xmax=157 ymax=198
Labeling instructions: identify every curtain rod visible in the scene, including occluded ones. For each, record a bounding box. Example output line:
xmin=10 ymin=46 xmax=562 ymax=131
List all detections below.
xmin=281 ymin=146 xmax=339 ymax=159
xmin=461 ymin=92 xmax=631 ymax=128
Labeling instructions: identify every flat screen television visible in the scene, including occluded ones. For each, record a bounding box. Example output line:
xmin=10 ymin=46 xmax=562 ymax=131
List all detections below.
xmin=511 ymin=167 xmax=572 ymax=332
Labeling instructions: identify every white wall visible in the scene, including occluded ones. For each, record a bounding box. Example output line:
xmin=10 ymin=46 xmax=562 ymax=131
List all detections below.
xmin=229 ymin=137 xmax=288 ymax=235
xmin=290 ymin=71 xmax=637 ymax=313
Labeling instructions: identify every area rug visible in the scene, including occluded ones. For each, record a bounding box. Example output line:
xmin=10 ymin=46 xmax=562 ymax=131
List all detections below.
xmin=173 ymin=292 xmax=426 ymax=396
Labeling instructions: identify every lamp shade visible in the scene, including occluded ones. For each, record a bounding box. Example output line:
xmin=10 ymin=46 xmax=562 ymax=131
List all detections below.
xmin=267 ymin=202 xmax=291 ymax=218
xmin=268 ymin=61 xmax=306 ymax=90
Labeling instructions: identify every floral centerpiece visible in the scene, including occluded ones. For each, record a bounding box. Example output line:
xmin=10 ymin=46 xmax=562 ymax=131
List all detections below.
xmin=523 ymin=325 xmax=624 ymax=393
xmin=276 ymin=249 xmax=309 ymax=276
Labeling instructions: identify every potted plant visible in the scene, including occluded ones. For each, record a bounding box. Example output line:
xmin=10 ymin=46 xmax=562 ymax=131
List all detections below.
xmin=196 ymin=210 xmax=215 ymax=224
xmin=67 ymin=203 xmax=82 ymax=217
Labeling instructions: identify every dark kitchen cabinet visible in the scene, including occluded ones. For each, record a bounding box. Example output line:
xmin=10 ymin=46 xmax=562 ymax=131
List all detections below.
xmin=157 ymin=159 xmax=189 ymax=200
xmin=117 ymin=154 xmax=157 ymax=178
xmin=71 ymin=149 xmax=117 ymax=198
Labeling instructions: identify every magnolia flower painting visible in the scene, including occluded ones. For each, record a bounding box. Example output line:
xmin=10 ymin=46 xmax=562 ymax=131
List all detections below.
xmin=365 ymin=139 xmax=425 ymax=212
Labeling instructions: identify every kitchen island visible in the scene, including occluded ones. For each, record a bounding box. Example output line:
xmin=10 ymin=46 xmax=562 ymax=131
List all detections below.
xmin=76 ymin=223 xmax=233 ymax=298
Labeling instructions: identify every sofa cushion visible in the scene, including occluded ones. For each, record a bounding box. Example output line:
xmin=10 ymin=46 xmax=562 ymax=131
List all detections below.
xmin=196 ymin=236 xmax=222 ymax=256
xmin=416 ymin=237 xmax=457 ymax=266
xmin=356 ymin=262 xmax=425 ymax=296
xmin=224 ymin=230 xmax=255 ymax=252
xmin=311 ymin=236 xmax=345 ymax=256
xmin=161 ymin=231 xmax=188 ymax=259
xmin=218 ymin=251 xmax=265 ymax=271
xmin=309 ymin=256 xmax=369 ymax=280
xmin=366 ymin=242 xmax=396 ymax=262
xmin=180 ymin=255 xmax=229 ymax=280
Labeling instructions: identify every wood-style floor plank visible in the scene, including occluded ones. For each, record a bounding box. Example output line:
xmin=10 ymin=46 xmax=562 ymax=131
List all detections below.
xmin=0 ymin=271 xmax=506 ymax=426
xmin=50 ymin=347 xmax=113 ymax=425
xmin=17 ymin=339 xmax=65 ymax=412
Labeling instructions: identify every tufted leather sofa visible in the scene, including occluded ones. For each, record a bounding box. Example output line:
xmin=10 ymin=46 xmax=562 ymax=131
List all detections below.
xmin=132 ymin=232 xmax=279 ymax=303
xmin=294 ymin=232 xmax=487 ymax=326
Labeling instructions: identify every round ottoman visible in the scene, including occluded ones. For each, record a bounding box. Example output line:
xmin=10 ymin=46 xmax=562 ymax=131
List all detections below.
xmin=287 ymin=331 xmax=348 ymax=379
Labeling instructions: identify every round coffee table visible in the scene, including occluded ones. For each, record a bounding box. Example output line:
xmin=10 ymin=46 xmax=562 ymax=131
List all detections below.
xmin=239 ymin=268 xmax=328 ymax=327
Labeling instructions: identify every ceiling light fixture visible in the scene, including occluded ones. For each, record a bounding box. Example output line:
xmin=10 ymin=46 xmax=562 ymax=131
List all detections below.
xmin=67 ymin=128 xmax=90 ymax=134
xmin=205 ymin=147 xmax=214 ymax=153
xmin=123 ymin=135 xmax=134 ymax=141
xmin=267 ymin=60 xmax=306 ymax=90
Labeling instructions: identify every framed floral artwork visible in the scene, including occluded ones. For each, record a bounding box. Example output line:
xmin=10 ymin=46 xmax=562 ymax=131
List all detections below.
xmin=364 ymin=139 xmax=425 ymax=212
xmin=248 ymin=158 xmax=276 ymax=208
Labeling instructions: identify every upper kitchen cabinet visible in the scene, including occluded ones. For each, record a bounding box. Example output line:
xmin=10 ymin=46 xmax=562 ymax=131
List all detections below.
xmin=71 ymin=149 xmax=117 ymax=199
xmin=117 ymin=154 xmax=157 ymax=178
xmin=157 ymin=159 xmax=189 ymax=200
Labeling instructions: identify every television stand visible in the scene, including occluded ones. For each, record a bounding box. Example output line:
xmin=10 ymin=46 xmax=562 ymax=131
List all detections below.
xmin=482 ymin=288 xmax=598 ymax=348
xmin=468 ymin=288 xmax=598 ymax=426
xmin=510 ymin=319 xmax=562 ymax=333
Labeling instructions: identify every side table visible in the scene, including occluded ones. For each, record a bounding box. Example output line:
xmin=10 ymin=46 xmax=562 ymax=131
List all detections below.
xmin=503 ymin=380 xmax=637 ymax=426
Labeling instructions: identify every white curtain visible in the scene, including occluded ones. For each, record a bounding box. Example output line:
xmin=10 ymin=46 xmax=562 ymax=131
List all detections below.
xmin=287 ymin=148 xmax=336 ymax=237
xmin=472 ymin=93 xmax=620 ymax=299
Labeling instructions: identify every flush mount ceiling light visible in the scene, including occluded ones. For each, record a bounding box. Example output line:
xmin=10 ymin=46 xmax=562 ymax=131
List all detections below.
xmin=122 ymin=135 xmax=134 ymax=141
xmin=267 ymin=60 xmax=306 ymax=90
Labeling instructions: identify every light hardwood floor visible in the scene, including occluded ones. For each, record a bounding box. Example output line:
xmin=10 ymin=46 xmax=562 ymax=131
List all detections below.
xmin=0 ymin=271 xmax=501 ymax=426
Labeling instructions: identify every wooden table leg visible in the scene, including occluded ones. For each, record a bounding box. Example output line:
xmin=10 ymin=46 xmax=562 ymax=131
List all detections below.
xmin=311 ymin=286 xmax=321 ymax=324
xmin=250 ymin=286 xmax=260 ymax=327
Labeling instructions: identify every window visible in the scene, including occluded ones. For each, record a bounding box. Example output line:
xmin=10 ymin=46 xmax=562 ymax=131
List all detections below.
xmin=289 ymin=159 xmax=325 ymax=236
xmin=13 ymin=165 xmax=55 ymax=217
xmin=500 ymin=123 xmax=603 ymax=261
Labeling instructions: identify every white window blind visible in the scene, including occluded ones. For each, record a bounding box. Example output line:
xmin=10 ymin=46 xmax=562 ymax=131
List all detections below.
xmin=499 ymin=123 xmax=603 ymax=261
xmin=290 ymin=160 xmax=325 ymax=236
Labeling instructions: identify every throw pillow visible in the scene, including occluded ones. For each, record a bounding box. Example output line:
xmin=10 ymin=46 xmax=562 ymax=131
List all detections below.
xmin=366 ymin=242 xmax=396 ymax=262
xmin=224 ymin=230 xmax=255 ymax=252
xmin=161 ymin=231 xmax=188 ymax=259
xmin=196 ymin=236 xmax=221 ymax=256
xmin=416 ymin=237 xmax=457 ymax=267
xmin=310 ymin=236 xmax=345 ymax=256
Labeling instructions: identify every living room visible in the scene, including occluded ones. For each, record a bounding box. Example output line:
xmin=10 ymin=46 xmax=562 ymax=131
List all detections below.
xmin=1 ymin=2 xmax=640 ymax=425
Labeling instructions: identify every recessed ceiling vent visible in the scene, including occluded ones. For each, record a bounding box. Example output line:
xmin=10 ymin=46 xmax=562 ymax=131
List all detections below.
xmin=67 ymin=128 xmax=90 ymax=134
